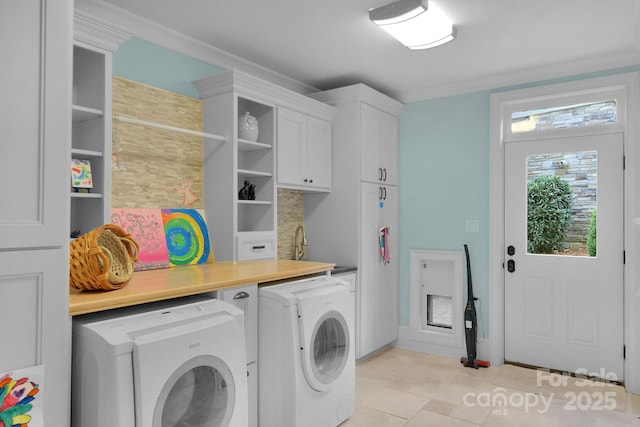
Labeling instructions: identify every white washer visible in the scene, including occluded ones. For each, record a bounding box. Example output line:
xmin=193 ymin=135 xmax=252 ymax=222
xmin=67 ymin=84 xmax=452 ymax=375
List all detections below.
xmin=72 ymin=296 xmax=248 ymax=427
xmin=259 ymin=275 xmax=355 ymax=427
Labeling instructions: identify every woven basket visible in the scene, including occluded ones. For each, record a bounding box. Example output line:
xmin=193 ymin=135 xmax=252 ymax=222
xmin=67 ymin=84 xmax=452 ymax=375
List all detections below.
xmin=69 ymin=224 xmax=139 ymax=291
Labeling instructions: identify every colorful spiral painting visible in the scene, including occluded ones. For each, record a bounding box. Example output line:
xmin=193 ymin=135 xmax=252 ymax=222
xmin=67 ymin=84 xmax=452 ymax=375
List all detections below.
xmin=0 ymin=369 xmax=41 ymax=427
xmin=161 ymin=209 xmax=213 ymax=266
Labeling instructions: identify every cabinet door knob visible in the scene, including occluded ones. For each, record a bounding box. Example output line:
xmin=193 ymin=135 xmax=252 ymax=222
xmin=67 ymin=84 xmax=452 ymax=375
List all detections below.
xmin=378 ymin=187 xmax=383 ymax=200
xmin=383 ymin=186 xmax=387 ymax=200
xmin=309 ymin=178 xmax=313 ymax=183
xmin=383 ymin=168 xmax=387 ymax=181
xmin=303 ymin=178 xmax=308 ymax=183
xmin=378 ymin=168 xmax=383 ymax=181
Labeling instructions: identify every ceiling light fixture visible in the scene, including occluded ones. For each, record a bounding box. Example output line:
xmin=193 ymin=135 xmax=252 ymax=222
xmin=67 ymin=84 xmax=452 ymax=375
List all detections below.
xmin=369 ymin=0 xmax=456 ymax=50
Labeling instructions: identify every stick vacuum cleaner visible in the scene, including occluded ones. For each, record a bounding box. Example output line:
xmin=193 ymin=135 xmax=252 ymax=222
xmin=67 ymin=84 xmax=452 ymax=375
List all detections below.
xmin=460 ymin=244 xmax=490 ymax=369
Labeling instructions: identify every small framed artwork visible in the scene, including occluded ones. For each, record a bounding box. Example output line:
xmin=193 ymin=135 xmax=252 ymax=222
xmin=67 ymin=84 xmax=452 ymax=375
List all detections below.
xmin=0 ymin=365 xmax=44 ymax=426
xmin=71 ymin=159 xmax=93 ymax=192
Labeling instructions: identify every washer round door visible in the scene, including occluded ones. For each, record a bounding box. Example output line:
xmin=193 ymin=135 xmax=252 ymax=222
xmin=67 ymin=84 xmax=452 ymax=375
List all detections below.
xmin=301 ymin=309 xmax=350 ymax=392
xmin=153 ymin=355 xmax=235 ymax=427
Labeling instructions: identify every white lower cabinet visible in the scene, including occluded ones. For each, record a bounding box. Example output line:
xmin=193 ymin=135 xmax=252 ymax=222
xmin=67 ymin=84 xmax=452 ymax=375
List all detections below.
xmin=236 ymin=232 xmax=277 ymax=261
xmin=217 ymin=284 xmax=258 ymax=427
xmin=0 ymin=249 xmax=71 ymax=421
xmin=358 ymin=183 xmax=399 ymax=357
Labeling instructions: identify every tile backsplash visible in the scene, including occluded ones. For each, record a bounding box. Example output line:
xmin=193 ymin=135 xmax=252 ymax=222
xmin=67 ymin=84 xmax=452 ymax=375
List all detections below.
xmin=277 ymin=189 xmax=304 ymax=260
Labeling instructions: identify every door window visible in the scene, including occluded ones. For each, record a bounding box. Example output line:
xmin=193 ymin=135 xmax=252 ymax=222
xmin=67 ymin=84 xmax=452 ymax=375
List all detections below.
xmin=511 ymin=100 xmax=616 ymax=134
xmin=526 ymin=150 xmax=597 ymax=257
xmin=154 ymin=355 xmax=235 ymax=427
xmin=311 ymin=311 xmax=349 ymax=385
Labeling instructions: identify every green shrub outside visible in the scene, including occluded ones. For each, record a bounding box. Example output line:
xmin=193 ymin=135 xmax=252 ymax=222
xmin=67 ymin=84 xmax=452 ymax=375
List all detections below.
xmin=587 ymin=209 xmax=597 ymax=256
xmin=527 ymin=175 xmax=573 ymax=254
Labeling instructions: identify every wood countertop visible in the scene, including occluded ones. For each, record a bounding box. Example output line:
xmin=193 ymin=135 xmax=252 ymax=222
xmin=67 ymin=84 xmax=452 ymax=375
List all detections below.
xmin=69 ymin=259 xmax=335 ymax=316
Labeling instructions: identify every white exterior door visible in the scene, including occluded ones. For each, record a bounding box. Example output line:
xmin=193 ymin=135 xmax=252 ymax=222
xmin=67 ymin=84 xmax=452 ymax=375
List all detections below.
xmin=504 ymin=133 xmax=624 ymax=380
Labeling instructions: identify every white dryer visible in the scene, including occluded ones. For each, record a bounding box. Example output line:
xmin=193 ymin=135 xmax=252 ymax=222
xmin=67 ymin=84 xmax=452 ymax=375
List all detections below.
xmin=259 ymin=275 xmax=355 ymax=427
xmin=72 ymin=296 xmax=248 ymax=427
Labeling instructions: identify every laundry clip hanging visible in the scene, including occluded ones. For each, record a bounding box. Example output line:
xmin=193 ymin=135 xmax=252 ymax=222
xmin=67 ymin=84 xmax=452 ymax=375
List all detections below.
xmin=379 ymin=225 xmax=391 ymax=264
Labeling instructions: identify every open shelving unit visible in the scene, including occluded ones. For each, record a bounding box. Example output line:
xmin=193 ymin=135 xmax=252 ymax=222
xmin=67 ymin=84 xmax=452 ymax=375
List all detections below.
xmin=70 ymin=43 xmax=109 ymax=236
xmin=195 ymin=71 xmax=277 ymax=261
xmin=70 ymin=12 xmax=131 ymax=237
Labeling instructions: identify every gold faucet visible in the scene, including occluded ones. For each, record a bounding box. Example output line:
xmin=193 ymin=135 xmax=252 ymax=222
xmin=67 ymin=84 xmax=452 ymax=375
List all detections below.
xmin=294 ymin=225 xmax=307 ymax=260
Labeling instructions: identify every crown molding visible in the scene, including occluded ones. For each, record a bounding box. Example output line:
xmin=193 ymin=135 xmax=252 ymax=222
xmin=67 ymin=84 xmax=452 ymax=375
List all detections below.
xmin=309 ymin=83 xmax=404 ymax=116
xmin=74 ymin=10 xmax=132 ymax=52
xmin=74 ymin=0 xmax=318 ymax=95
xmin=194 ymin=70 xmax=335 ymax=120
xmin=402 ymin=50 xmax=640 ymax=103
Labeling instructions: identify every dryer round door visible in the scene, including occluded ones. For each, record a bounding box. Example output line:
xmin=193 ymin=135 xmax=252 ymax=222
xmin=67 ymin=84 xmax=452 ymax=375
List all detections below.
xmin=153 ymin=354 xmax=235 ymax=427
xmin=301 ymin=310 xmax=350 ymax=392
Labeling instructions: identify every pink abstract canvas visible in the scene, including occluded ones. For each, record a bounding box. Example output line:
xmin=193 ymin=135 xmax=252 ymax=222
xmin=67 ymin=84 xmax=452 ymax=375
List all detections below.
xmin=111 ymin=208 xmax=170 ymax=271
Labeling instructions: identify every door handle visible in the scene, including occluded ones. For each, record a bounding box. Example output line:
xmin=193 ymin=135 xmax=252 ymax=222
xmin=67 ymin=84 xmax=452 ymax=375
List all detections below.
xmin=233 ymin=291 xmax=250 ymax=300
xmin=378 ymin=187 xmax=383 ymax=200
xmin=378 ymin=168 xmax=383 ymax=181
xmin=507 ymin=245 xmax=515 ymax=256
xmin=383 ymin=186 xmax=387 ymax=200
xmin=383 ymin=168 xmax=387 ymax=182
xmin=507 ymin=259 xmax=515 ymax=273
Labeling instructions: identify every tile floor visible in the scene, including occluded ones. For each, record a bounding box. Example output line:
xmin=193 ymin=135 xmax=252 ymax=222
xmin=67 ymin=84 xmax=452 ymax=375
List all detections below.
xmin=343 ymin=347 xmax=640 ymax=426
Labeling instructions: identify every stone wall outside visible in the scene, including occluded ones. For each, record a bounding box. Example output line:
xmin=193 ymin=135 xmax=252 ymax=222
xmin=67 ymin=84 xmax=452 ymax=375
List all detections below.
xmin=527 ymin=151 xmax=597 ymax=250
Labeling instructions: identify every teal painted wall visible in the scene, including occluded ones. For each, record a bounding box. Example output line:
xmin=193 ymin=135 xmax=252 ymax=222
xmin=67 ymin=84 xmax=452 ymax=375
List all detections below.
xmin=397 ymin=65 xmax=640 ymax=339
xmin=398 ymin=91 xmax=491 ymax=335
xmin=113 ymin=38 xmax=224 ymax=98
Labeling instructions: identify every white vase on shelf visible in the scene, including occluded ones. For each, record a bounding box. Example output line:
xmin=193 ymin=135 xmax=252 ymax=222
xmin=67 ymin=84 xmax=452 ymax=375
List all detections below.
xmin=238 ymin=111 xmax=259 ymax=142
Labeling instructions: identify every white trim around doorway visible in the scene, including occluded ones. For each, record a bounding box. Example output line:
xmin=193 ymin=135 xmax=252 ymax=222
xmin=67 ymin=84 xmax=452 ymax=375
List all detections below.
xmin=489 ymin=72 xmax=640 ymax=393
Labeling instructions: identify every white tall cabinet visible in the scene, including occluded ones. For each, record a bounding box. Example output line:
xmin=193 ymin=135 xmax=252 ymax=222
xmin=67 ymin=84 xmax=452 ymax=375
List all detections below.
xmin=0 ymin=0 xmax=72 ymax=423
xmin=306 ymin=84 xmax=403 ymax=359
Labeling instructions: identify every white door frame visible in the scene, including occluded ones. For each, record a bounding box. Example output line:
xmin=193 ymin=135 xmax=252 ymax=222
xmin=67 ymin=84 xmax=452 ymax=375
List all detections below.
xmin=489 ymin=72 xmax=640 ymax=393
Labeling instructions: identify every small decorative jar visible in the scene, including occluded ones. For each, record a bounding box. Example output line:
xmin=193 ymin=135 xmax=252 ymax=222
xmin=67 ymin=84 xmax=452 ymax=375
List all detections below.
xmin=238 ymin=111 xmax=259 ymax=142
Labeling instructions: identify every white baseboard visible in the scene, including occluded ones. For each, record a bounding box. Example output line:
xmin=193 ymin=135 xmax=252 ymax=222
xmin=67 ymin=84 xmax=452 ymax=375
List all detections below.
xmin=395 ymin=325 xmax=496 ymax=364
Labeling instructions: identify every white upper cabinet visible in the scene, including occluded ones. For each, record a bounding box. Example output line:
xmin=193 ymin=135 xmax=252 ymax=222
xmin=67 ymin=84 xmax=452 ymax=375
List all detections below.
xmin=277 ymin=107 xmax=332 ymax=191
xmin=0 ymin=0 xmax=71 ymax=249
xmin=360 ymin=103 xmax=398 ymax=186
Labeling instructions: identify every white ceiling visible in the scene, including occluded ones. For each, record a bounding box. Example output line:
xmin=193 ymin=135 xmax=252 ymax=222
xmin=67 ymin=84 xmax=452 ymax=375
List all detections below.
xmin=78 ymin=0 xmax=640 ymax=103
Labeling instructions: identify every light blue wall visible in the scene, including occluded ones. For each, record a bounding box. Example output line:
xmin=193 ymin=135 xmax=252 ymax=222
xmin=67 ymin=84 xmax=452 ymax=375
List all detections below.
xmin=397 ymin=65 xmax=640 ymax=339
xmin=398 ymin=91 xmax=491 ymax=335
xmin=113 ymin=38 xmax=224 ymax=98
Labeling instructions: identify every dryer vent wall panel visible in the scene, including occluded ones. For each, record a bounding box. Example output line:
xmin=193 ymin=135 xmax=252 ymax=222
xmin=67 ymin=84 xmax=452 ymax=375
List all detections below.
xmin=409 ymin=250 xmax=464 ymax=356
